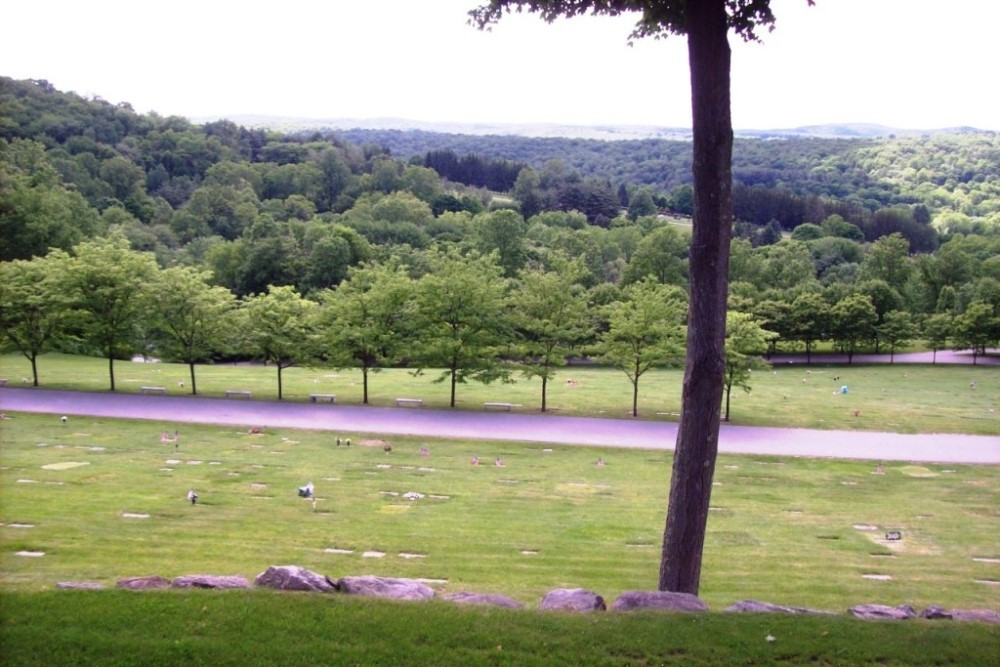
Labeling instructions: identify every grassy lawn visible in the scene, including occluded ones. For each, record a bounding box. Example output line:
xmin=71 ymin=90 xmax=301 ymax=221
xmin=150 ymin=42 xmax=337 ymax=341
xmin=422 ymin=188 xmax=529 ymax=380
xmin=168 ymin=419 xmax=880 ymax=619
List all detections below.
xmin=2 ymin=412 xmax=997 ymax=610
xmin=2 ymin=353 xmax=998 ymax=434
xmin=3 ymin=590 xmax=997 ymax=666
xmin=2 ymin=356 xmax=997 ymax=665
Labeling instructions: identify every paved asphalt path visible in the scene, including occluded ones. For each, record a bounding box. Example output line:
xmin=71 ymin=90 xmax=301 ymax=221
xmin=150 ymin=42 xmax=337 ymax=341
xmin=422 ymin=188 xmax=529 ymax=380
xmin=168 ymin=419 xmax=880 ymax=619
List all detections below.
xmin=2 ymin=388 xmax=998 ymax=464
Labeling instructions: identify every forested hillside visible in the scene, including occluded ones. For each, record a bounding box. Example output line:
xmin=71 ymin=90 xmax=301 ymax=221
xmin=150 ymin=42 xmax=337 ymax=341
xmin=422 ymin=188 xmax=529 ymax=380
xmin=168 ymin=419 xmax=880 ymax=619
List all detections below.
xmin=330 ymin=127 xmax=999 ymax=236
xmin=2 ymin=76 xmax=998 ymax=396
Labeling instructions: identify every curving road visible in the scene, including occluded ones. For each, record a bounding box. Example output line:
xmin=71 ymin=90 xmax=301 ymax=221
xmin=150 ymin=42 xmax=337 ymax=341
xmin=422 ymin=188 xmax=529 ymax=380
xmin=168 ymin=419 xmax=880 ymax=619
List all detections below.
xmin=1 ymin=388 xmax=998 ymax=465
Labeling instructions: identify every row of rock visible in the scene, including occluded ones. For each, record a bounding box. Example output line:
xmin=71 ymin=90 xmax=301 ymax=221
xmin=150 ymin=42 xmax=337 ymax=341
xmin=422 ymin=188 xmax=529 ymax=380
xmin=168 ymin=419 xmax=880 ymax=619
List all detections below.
xmin=56 ymin=565 xmax=999 ymax=623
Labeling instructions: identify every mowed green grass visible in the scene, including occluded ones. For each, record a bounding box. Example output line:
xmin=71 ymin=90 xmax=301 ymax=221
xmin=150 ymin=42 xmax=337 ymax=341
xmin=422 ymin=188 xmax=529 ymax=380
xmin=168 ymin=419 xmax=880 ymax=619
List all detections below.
xmin=2 ymin=412 xmax=998 ymax=612
xmin=3 ymin=590 xmax=998 ymax=667
xmin=2 ymin=352 xmax=998 ymax=434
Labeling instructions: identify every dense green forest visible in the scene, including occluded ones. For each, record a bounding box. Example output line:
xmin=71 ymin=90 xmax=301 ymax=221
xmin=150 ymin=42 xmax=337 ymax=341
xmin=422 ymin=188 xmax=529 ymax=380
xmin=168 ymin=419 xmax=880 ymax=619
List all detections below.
xmin=2 ymin=76 xmax=998 ymax=403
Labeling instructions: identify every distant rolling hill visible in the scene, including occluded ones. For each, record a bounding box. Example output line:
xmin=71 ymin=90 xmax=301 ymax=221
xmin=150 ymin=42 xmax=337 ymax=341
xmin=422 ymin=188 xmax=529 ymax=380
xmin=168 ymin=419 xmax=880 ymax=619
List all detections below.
xmin=193 ymin=115 xmax=988 ymax=141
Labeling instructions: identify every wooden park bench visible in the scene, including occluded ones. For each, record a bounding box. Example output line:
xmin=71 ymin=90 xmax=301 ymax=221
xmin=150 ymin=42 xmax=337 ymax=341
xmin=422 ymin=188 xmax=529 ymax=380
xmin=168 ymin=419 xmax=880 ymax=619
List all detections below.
xmin=139 ymin=386 xmax=166 ymax=395
xmin=484 ymin=402 xmax=513 ymax=411
xmin=225 ymin=390 xmax=252 ymax=399
xmin=309 ymin=393 xmax=337 ymax=404
xmin=395 ymin=398 xmax=423 ymax=408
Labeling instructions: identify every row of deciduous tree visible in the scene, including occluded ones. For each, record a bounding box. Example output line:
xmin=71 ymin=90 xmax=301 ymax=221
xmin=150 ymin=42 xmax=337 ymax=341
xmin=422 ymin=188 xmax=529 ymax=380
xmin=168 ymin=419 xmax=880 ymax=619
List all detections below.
xmin=4 ymin=235 xmax=997 ymax=417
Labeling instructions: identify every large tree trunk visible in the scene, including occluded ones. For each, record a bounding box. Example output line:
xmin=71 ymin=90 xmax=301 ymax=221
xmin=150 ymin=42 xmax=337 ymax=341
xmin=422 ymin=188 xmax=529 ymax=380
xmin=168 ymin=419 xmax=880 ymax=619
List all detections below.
xmin=659 ymin=0 xmax=733 ymax=595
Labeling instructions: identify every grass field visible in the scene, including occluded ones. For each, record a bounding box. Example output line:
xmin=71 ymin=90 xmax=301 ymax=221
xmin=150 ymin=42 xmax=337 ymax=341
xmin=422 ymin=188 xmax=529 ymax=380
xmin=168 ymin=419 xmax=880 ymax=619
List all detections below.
xmin=3 ymin=590 xmax=997 ymax=666
xmin=2 ymin=412 xmax=997 ymax=610
xmin=2 ymin=353 xmax=998 ymax=434
xmin=1 ymin=354 xmax=997 ymax=665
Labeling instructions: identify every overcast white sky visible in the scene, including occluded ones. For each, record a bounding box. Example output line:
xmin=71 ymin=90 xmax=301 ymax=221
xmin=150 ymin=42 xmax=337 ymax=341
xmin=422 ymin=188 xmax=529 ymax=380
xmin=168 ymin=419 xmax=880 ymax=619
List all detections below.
xmin=3 ymin=0 xmax=997 ymax=130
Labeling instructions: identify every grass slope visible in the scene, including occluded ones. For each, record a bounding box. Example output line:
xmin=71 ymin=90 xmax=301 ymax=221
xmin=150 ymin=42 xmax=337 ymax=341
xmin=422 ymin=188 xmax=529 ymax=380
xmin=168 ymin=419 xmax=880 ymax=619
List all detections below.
xmin=2 ymin=590 xmax=998 ymax=667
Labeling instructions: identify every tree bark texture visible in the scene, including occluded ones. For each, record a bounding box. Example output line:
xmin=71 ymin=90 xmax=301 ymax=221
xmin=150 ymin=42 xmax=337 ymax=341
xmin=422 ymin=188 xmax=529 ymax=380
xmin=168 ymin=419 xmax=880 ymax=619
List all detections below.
xmin=659 ymin=0 xmax=733 ymax=595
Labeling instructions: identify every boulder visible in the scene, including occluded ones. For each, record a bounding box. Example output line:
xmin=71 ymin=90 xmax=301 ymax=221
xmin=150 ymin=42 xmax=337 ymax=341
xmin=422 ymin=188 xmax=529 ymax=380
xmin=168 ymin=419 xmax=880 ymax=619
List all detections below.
xmin=56 ymin=581 xmax=106 ymax=590
xmin=443 ymin=591 xmax=524 ymax=609
xmin=950 ymin=609 xmax=1000 ymax=624
xmin=539 ymin=588 xmax=606 ymax=612
xmin=848 ymin=604 xmax=917 ymax=620
xmin=725 ymin=600 xmax=833 ymax=615
xmin=254 ymin=565 xmax=335 ymax=593
xmin=116 ymin=575 xmax=171 ymax=590
xmin=335 ymin=575 xmax=434 ymax=601
xmin=919 ymin=605 xmax=953 ymax=620
xmin=172 ymin=575 xmax=251 ymax=589
xmin=612 ymin=590 xmax=708 ymax=613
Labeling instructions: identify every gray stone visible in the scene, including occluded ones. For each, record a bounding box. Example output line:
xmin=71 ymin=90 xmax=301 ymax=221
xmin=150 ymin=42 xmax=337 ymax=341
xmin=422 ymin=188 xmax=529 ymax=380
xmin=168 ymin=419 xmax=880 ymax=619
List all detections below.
xmin=950 ymin=609 xmax=1000 ymax=624
xmin=443 ymin=591 xmax=524 ymax=609
xmin=539 ymin=588 xmax=606 ymax=612
xmin=612 ymin=590 xmax=708 ymax=613
xmin=116 ymin=575 xmax=171 ymax=590
xmin=254 ymin=565 xmax=335 ymax=592
xmin=56 ymin=581 xmax=106 ymax=590
xmin=847 ymin=604 xmax=917 ymax=620
xmin=172 ymin=575 xmax=251 ymax=589
xmin=919 ymin=605 xmax=953 ymax=620
xmin=335 ymin=575 xmax=434 ymax=601
xmin=725 ymin=600 xmax=834 ymax=615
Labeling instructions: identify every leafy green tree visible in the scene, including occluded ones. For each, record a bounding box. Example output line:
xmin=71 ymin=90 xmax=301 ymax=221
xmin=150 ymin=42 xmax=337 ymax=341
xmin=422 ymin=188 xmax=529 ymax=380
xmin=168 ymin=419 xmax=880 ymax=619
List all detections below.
xmin=598 ymin=278 xmax=685 ymax=417
xmin=787 ymin=291 xmax=828 ymax=363
xmin=302 ymin=234 xmax=351 ymax=293
xmin=316 ymin=148 xmax=354 ymax=212
xmin=953 ymin=301 xmax=999 ymax=364
xmin=412 ymin=248 xmax=511 ymax=408
xmin=472 ymin=209 xmax=528 ymax=277
xmin=820 ymin=214 xmax=864 ymax=241
xmin=756 ymin=240 xmax=817 ymax=291
xmin=829 ymin=293 xmax=878 ymax=363
xmin=241 ymin=285 xmax=317 ymax=399
xmin=401 ymin=165 xmax=444 ymax=203
xmin=147 ymin=266 xmax=238 ymax=394
xmin=509 ymin=257 xmax=592 ymax=412
xmin=369 ymin=157 xmax=402 ymax=194
xmin=372 ymin=191 xmax=435 ymax=228
xmin=668 ymin=184 xmax=694 ymax=216
xmin=860 ymin=232 xmax=912 ymax=292
xmin=551 ymin=228 xmax=605 ymax=287
xmin=627 ymin=187 xmax=657 ymax=220
xmin=62 ymin=235 xmax=159 ymax=391
xmin=728 ymin=238 xmax=763 ymax=286
xmin=472 ymin=0 xmax=818 ymax=595
xmin=315 ymin=262 xmax=414 ymax=404
xmin=790 ymin=223 xmax=823 ymax=242
xmin=855 ymin=279 xmax=904 ymax=350
xmin=620 ymin=224 xmax=689 ymax=286
xmin=513 ymin=166 xmax=544 ymax=219
xmin=722 ymin=311 xmax=776 ymax=421
xmin=922 ymin=313 xmax=953 ymax=364
xmin=0 ymin=254 xmax=72 ymax=385
xmin=753 ymin=298 xmax=794 ymax=356
xmin=876 ymin=310 xmax=915 ymax=364
xmin=809 ymin=236 xmax=863 ymax=282
xmin=173 ymin=182 xmax=260 ymax=242
xmin=0 ymin=139 xmax=102 ymax=261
